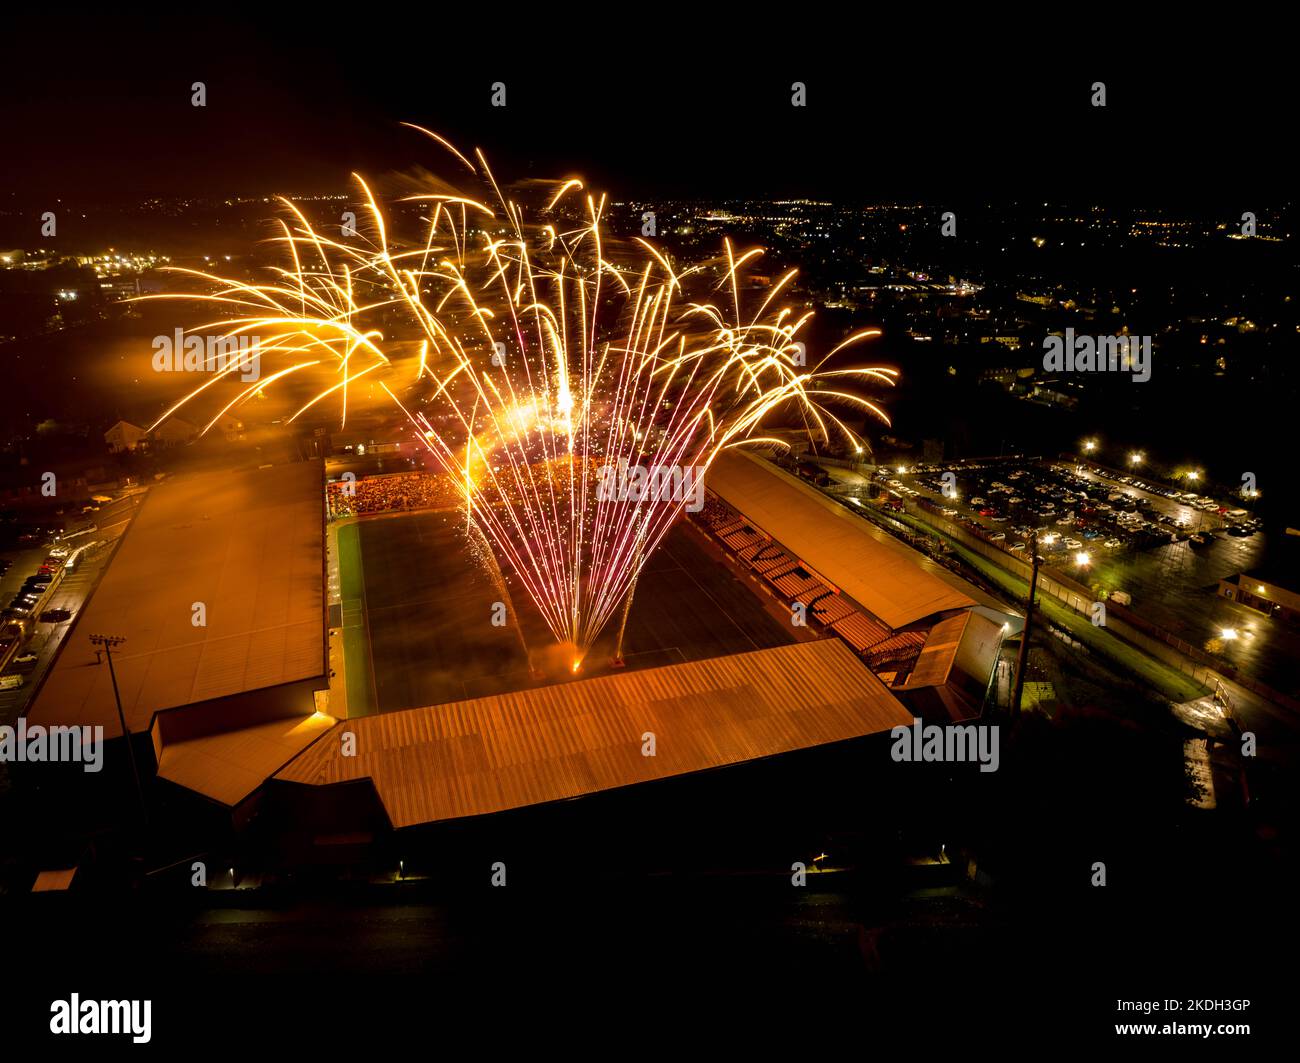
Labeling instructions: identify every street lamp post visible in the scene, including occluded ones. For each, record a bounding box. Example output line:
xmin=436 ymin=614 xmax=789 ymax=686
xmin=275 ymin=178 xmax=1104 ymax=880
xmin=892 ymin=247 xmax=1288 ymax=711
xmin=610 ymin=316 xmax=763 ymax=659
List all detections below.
xmin=1010 ymin=530 xmax=1041 ymax=717
xmin=89 ymin=634 xmax=147 ymax=824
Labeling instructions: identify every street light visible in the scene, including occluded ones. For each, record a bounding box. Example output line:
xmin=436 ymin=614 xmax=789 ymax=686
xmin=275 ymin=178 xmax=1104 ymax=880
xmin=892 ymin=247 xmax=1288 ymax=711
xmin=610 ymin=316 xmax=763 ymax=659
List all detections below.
xmin=1129 ymin=451 xmax=1143 ymax=466
xmin=1075 ymin=551 xmax=1091 ymax=567
xmin=1010 ymin=530 xmax=1042 ymax=717
xmin=1220 ymin=628 xmax=1239 ymax=641
xmin=89 ymin=634 xmax=147 ymax=824
xmin=1082 ymin=439 xmax=1097 ymax=452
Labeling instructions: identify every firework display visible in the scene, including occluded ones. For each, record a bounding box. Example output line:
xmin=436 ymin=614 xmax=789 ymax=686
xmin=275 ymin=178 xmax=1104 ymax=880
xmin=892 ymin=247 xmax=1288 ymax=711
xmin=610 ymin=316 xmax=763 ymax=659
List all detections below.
xmin=146 ymin=128 xmax=897 ymax=659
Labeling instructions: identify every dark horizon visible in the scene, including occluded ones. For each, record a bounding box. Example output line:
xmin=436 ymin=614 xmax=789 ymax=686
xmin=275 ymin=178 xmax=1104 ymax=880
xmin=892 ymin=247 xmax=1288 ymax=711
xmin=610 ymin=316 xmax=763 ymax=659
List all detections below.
xmin=5 ymin=14 xmax=1297 ymax=205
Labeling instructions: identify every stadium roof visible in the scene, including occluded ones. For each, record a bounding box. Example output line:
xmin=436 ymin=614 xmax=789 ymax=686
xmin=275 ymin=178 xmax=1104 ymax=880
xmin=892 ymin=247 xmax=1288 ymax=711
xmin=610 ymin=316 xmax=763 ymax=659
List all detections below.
xmin=31 ymin=868 xmax=78 ymax=892
xmin=277 ymin=639 xmax=912 ymax=828
xmin=705 ymin=451 xmax=975 ymax=629
xmin=30 ymin=460 xmax=327 ymax=738
xmin=154 ymin=711 xmax=337 ymax=807
xmin=901 ymin=611 xmax=971 ymax=689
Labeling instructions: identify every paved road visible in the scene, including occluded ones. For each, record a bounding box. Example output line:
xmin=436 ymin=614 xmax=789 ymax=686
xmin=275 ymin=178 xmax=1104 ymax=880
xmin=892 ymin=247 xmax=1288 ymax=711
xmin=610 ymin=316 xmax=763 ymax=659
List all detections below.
xmin=0 ymin=493 xmax=145 ymax=735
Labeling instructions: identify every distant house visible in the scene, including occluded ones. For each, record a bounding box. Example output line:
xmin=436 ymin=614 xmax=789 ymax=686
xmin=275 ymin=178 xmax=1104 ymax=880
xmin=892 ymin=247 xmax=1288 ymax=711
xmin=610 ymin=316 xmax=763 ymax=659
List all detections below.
xmin=104 ymin=420 xmax=146 ymax=453
xmin=214 ymin=414 xmax=244 ymax=442
xmin=150 ymin=417 xmax=197 ymax=447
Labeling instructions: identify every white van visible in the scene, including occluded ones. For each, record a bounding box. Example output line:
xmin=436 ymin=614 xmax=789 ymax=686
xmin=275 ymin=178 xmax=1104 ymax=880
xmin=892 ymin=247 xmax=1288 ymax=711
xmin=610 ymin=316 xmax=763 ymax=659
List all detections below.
xmin=0 ymin=674 xmax=25 ymax=690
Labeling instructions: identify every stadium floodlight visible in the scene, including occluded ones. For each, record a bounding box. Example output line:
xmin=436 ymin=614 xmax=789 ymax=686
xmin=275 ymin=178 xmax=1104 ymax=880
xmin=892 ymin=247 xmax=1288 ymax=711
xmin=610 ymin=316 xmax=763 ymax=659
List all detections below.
xmin=89 ymin=634 xmax=146 ymax=823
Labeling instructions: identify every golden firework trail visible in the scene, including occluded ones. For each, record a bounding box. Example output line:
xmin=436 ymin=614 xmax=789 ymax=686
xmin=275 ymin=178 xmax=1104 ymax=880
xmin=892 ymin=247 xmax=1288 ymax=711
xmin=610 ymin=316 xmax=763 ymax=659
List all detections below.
xmin=145 ymin=128 xmax=897 ymax=661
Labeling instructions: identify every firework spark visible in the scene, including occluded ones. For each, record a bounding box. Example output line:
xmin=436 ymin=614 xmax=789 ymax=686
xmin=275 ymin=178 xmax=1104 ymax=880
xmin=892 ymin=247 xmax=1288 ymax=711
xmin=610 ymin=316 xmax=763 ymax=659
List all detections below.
xmin=147 ymin=129 xmax=897 ymax=660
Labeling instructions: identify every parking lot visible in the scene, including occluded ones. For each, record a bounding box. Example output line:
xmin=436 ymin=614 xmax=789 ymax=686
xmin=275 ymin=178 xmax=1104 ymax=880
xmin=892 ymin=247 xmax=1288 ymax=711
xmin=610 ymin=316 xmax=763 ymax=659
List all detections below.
xmin=851 ymin=459 xmax=1296 ymax=694
xmin=0 ymin=493 xmax=144 ymax=736
xmin=875 ymin=460 xmax=1261 ymax=570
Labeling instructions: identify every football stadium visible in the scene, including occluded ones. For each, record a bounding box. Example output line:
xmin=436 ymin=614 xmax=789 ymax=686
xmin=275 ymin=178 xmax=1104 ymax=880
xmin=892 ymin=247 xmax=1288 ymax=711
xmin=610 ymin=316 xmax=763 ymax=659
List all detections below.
xmin=20 ymin=447 xmax=1006 ymax=872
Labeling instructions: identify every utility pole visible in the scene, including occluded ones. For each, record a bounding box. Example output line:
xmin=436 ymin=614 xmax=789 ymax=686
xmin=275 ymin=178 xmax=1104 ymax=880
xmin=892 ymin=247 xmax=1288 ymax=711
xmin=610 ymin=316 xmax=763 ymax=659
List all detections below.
xmin=1010 ymin=530 xmax=1041 ymax=717
xmin=89 ymin=634 xmax=147 ymax=825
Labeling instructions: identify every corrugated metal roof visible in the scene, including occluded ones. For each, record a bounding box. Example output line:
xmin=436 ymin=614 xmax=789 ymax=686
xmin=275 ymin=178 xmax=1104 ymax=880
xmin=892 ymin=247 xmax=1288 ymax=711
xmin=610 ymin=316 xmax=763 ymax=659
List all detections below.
xmin=276 ymin=639 xmax=912 ymax=827
xmin=705 ymin=451 xmax=975 ymax=628
xmin=29 ymin=461 xmax=327 ymax=738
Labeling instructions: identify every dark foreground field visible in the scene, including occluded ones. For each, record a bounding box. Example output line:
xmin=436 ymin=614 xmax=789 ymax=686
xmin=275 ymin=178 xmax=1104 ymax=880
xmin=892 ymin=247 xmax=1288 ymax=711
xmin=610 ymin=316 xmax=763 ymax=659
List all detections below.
xmin=343 ymin=513 xmax=796 ymax=714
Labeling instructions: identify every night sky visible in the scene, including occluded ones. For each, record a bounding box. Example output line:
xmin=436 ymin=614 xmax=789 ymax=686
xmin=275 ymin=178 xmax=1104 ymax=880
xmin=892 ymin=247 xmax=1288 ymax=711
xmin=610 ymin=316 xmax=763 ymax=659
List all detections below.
xmin=4 ymin=14 xmax=1295 ymax=206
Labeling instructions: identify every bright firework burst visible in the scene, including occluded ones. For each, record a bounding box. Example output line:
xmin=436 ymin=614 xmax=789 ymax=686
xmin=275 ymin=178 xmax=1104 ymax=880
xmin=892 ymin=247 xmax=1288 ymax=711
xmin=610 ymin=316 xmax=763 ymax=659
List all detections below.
xmin=145 ymin=127 xmax=897 ymax=663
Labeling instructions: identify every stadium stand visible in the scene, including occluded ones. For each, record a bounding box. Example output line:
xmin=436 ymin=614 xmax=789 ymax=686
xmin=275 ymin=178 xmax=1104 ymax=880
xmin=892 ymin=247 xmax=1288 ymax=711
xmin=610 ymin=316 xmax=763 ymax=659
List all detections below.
xmin=689 ymin=466 xmax=982 ymax=689
xmin=830 ymin=612 xmax=891 ymax=653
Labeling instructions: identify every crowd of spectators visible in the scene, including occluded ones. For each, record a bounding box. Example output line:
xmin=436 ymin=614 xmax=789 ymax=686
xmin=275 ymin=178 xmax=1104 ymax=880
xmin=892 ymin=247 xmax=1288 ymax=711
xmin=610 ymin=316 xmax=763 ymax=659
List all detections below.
xmin=327 ymin=472 xmax=463 ymax=518
xmin=328 ymin=459 xmax=613 ymax=519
